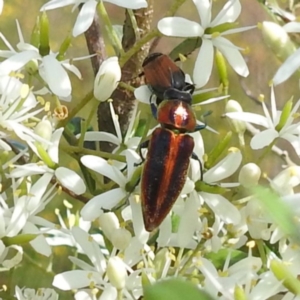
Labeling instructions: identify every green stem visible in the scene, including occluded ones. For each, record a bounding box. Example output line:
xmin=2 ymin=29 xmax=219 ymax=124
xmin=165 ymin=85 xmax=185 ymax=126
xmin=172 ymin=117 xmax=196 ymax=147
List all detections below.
xmin=78 ymin=97 xmax=99 ymax=148
xmin=61 ymin=145 xmax=126 ymax=162
xmin=179 ymin=241 xmax=203 ymax=275
xmin=256 ymin=139 xmax=277 ymax=165
xmin=255 ymin=239 xmax=267 ymax=268
xmin=120 ymin=0 xmax=188 ymax=67
xmin=97 ymin=1 xmax=124 ymax=55
xmin=23 ymin=251 xmax=56 ymax=277
xmin=57 ymin=90 xmax=94 ymax=128
xmin=118 ymin=81 xmax=136 ymax=92
xmin=119 ymin=29 xmax=160 ymax=67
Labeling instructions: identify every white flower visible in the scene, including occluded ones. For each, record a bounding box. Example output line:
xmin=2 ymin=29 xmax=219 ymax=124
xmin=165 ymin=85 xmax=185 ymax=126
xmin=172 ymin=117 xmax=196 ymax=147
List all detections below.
xmin=157 ymin=0 xmax=255 ymax=87
xmin=194 ymin=244 xmax=282 ymax=299
xmin=194 ymin=143 xmax=242 ymax=225
xmin=0 ymin=21 xmax=85 ymax=97
xmin=273 ymin=21 xmax=300 ymax=85
xmin=226 ymin=86 xmax=300 ymax=155
xmin=0 ymin=174 xmax=57 ymax=256
xmin=0 ymin=0 xmax=3 ymax=14
xmin=10 ymin=163 xmax=86 ymax=196
xmin=0 ymin=75 xmax=46 ymax=149
xmin=94 ymin=57 xmax=121 ymax=102
xmin=45 ymin=201 xmax=104 ymax=252
xmin=15 ymin=287 xmax=59 ymax=300
xmin=269 ymin=166 xmax=300 ymax=196
xmin=53 ymin=227 xmax=143 ymax=299
xmin=0 ymin=241 xmax=23 ymax=271
xmin=41 ymin=0 xmax=148 ymax=37
xmin=80 ymin=101 xmax=141 ymax=164
xmin=80 ymin=149 xmax=140 ymax=221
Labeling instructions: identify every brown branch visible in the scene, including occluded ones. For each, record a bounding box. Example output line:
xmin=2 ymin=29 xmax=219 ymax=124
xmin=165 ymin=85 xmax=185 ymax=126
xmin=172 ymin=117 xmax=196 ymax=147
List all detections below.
xmin=98 ymin=1 xmax=154 ymax=152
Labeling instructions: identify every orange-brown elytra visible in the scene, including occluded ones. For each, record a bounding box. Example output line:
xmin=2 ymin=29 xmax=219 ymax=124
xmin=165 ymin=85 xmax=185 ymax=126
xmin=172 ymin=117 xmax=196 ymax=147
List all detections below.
xmin=139 ymin=98 xmax=206 ymax=231
xmin=140 ymin=127 xmax=195 ymax=231
xmin=142 ymin=52 xmax=194 ymax=105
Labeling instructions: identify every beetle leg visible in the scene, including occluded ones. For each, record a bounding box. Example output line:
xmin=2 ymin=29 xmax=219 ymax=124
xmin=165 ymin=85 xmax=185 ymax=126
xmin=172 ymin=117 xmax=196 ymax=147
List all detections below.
xmin=191 ymin=152 xmax=203 ymax=181
xmin=134 ymin=140 xmax=149 ymax=166
xmin=184 ymin=83 xmax=195 ymax=94
xmin=195 ymin=124 xmax=206 ymax=131
xmin=150 ymin=94 xmax=158 ymax=119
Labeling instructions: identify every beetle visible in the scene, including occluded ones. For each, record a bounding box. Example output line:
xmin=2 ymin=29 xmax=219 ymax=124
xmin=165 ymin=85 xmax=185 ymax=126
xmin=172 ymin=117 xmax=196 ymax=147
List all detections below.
xmin=142 ymin=52 xmax=194 ymax=105
xmin=139 ymin=98 xmax=205 ymax=232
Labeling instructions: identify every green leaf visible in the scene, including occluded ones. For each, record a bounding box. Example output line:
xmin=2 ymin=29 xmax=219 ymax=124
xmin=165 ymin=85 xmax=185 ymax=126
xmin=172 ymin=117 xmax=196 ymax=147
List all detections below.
xmin=169 ymin=38 xmax=202 ymax=60
xmin=144 ymin=278 xmax=215 ymax=300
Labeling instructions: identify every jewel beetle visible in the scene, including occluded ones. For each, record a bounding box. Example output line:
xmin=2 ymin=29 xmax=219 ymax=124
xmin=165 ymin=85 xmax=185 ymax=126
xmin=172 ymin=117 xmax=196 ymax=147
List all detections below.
xmin=142 ymin=53 xmax=194 ymax=105
xmin=139 ymin=98 xmax=205 ymax=232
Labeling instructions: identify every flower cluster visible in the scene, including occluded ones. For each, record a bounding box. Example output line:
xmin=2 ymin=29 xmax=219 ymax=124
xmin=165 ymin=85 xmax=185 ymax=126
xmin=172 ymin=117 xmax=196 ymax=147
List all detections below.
xmin=1 ymin=0 xmax=300 ymax=300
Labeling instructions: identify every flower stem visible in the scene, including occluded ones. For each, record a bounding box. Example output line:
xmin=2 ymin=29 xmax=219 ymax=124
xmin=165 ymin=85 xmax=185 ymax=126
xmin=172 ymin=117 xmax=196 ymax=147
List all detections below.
xmin=179 ymin=241 xmax=203 ymax=275
xmin=78 ymin=97 xmax=99 ymax=149
xmin=57 ymin=90 xmax=94 ymax=128
xmin=119 ymin=0 xmax=188 ymax=67
xmin=61 ymin=145 xmax=126 ymax=162
xmin=255 ymin=239 xmax=267 ymax=268
xmin=256 ymin=139 xmax=277 ymax=165
xmin=97 ymin=1 xmax=124 ymax=56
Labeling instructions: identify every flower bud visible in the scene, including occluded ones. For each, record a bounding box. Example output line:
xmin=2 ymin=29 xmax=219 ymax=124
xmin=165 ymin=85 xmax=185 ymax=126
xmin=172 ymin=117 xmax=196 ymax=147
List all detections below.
xmin=98 ymin=212 xmax=119 ymax=240
xmin=225 ymin=100 xmax=246 ymax=134
xmin=234 ymin=285 xmax=246 ymax=300
xmin=239 ymin=163 xmax=261 ymax=188
xmin=110 ymin=228 xmax=132 ymax=250
xmin=94 ymin=57 xmax=121 ymax=102
xmin=261 ymin=21 xmax=296 ymax=63
xmin=270 ymin=259 xmax=300 ymax=295
xmin=34 ymin=119 xmax=53 ymax=148
xmin=107 ymin=256 xmax=127 ymax=289
xmin=39 ymin=11 xmax=50 ymax=56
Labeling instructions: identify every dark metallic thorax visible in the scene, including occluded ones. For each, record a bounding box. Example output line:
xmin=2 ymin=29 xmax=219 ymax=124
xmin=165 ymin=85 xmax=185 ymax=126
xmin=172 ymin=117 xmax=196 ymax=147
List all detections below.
xmin=157 ymin=100 xmax=197 ymax=132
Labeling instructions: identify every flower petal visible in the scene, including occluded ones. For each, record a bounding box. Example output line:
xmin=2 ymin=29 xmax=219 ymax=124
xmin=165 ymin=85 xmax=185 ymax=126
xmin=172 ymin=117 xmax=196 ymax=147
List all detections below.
xmin=226 ymin=112 xmax=269 ymax=128
xmin=81 ymin=131 xmax=120 ymax=145
xmin=211 ymin=0 xmax=241 ymax=27
xmin=202 ymin=192 xmax=241 ymax=224
xmin=0 ymin=50 xmax=38 ymax=75
xmin=81 ymin=155 xmax=126 ymax=186
xmin=283 ymin=21 xmax=300 ymax=33
xmin=193 ymin=0 xmax=211 ymax=28
xmin=204 ymin=149 xmax=242 ymax=182
xmin=81 ymin=188 xmax=126 ymax=221
xmin=250 ymin=129 xmax=278 ymax=149
xmin=158 ymin=17 xmax=203 ymax=37
xmin=41 ymin=0 xmax=77 ymax=10
xmin=213 ymin=37 xmax=249 ymax=77
xmin=55 ymin=167 xmax=86 ymax=195
xmin=273 ymin=47 xmax=300 ymax=85
xmin=48 ymin=127 xmax=64 ymax=163
xmin=193 ymin=39 xmax=214 ymax=88
xmin=134 ymin=85 xmax=152 ymax=104
xmin=104 ymin=0 xmax=147 ymax=9
xmin=281 ymin=134 xmax=300 ymax=156
xmin=177 ymin=193 xmax=199 ymax=248
xmin=41 ymin=54 xmax=71 ymax=97
xmin=53 ymin=270 xmax=101 ymax=290
xmin=72 ymin=0 xmax=97 ymax=37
